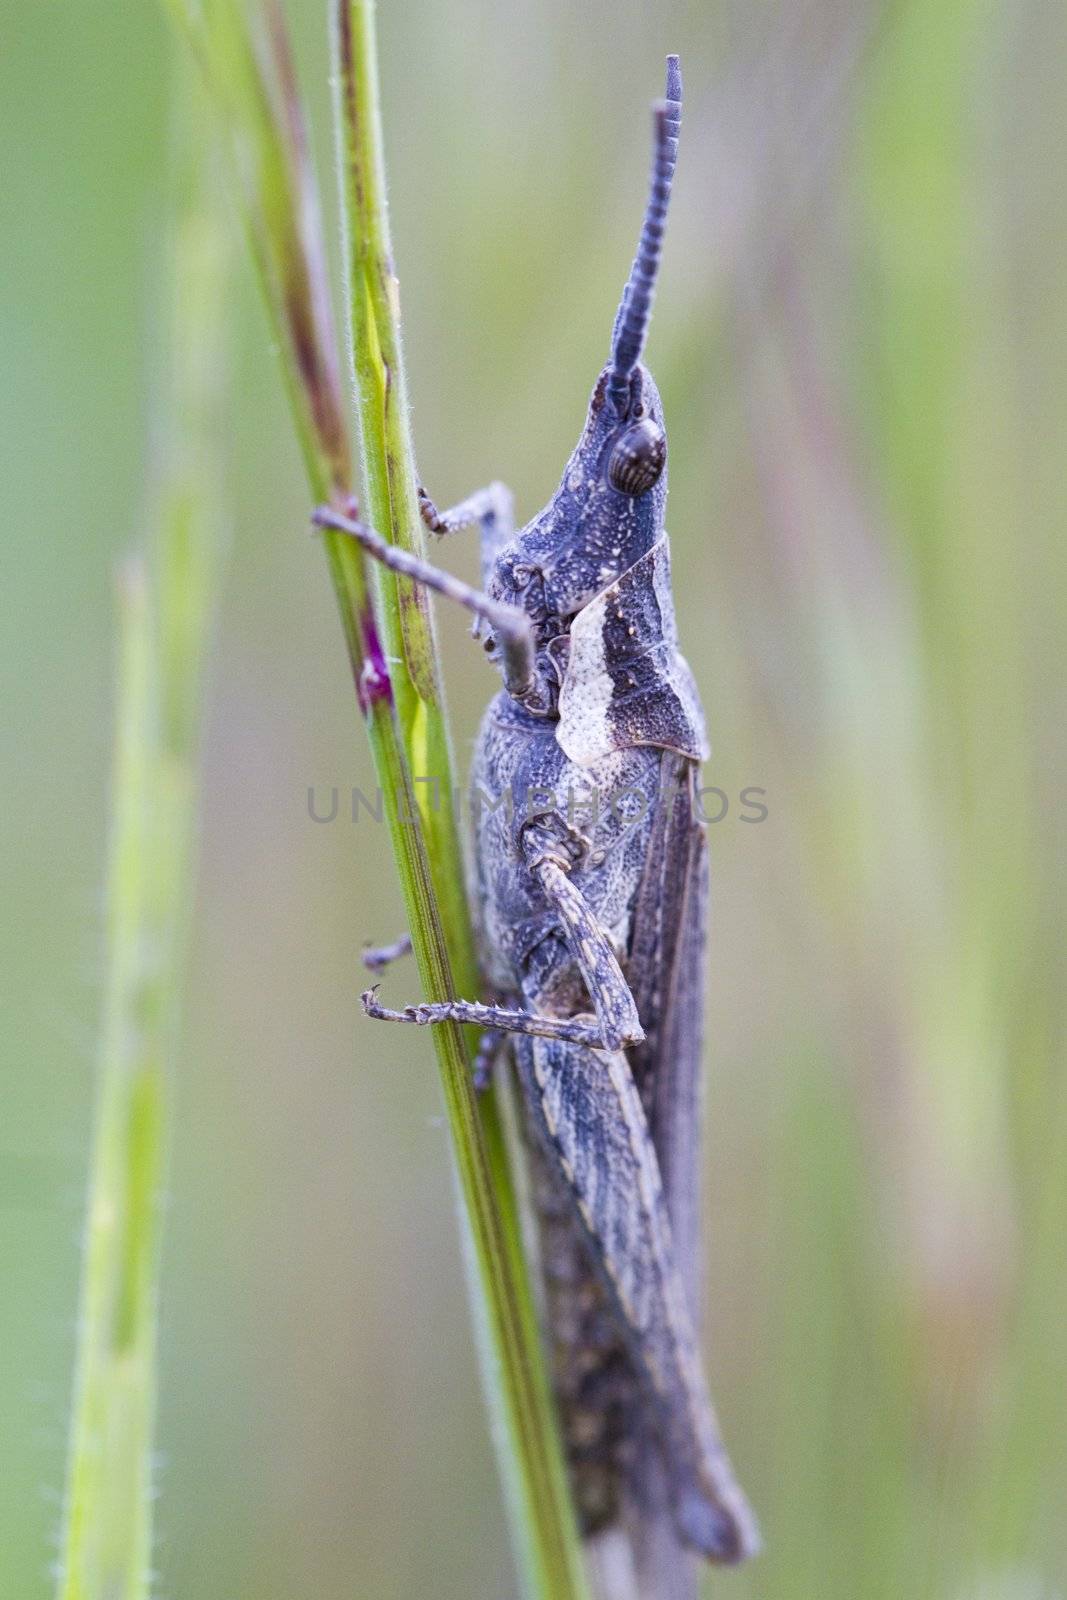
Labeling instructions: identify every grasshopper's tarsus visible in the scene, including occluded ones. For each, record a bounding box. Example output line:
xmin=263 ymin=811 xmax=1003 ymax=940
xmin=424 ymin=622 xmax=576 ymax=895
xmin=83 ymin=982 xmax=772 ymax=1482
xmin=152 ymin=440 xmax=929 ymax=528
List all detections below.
xmin=472 ymin=1028 xmax=506 ymax=1092
xmin=418 ymin=480 xmax=514 ymax=542
xmin=418 ymin=480 xmax=516 ymax=630
xmin=357 ymin=989 xmax=510 ymax=1091
xmin=361 ymin=985 xmax=619 ymax=1051
xmin=362 ymin=933 xmax=413 ymax=972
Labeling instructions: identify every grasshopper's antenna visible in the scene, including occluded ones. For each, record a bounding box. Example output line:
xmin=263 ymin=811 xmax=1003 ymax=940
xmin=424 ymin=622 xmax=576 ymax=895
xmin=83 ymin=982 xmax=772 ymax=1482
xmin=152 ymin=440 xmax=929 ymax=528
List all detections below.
xmin=608 ymin=54 xmax=683 ymax=413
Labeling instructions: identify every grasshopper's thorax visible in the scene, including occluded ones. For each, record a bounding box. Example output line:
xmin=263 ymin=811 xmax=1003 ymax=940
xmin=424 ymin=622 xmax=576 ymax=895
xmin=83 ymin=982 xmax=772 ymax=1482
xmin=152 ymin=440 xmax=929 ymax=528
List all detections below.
xmin=484 ymin=365 xmax=705 ymax=768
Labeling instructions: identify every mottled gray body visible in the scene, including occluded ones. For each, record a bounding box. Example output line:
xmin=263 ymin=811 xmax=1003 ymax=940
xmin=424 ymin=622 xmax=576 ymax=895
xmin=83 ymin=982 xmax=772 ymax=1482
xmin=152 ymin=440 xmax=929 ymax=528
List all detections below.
xmin=316 ymin=53 xmax=760 ymax=1594
xmin=470 ymin=622 xmax=754 ymax=1582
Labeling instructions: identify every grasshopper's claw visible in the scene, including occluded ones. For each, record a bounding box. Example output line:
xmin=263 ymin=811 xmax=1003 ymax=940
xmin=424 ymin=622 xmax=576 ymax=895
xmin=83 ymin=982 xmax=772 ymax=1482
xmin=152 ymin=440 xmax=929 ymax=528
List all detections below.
xmin=361 ymin=986 xmax=409 ymax=1022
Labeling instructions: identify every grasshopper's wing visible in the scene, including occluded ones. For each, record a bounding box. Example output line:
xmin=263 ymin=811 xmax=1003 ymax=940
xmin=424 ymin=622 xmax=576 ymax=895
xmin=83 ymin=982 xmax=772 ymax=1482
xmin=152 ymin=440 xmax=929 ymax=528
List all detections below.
xmin=629 ymin=751 xmax=709 ymax=1310
xmin=618 ymin=752 xmax=718 ymax=1596
xmin=513 ymin=1028 xmax=754 ymax=1569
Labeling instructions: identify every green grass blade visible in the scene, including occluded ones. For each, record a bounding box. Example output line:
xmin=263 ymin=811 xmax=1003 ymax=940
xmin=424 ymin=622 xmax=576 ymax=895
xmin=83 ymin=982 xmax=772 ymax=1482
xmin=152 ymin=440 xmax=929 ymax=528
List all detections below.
xmin=55 ymin=71 xmax=229 ymax=1600
xmin=332 ymin=10 xmax=589 ymax=1592
xmin=56 ymin=562 xmax=160 ymax=1600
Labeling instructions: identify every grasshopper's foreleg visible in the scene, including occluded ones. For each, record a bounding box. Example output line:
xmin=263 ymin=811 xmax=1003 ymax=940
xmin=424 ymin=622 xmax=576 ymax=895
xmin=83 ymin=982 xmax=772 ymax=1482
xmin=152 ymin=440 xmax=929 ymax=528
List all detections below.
xmin=418 ymin=480 xmax=515 ymax=588
xmin=312 ymin=502 xmax=536 ymax=702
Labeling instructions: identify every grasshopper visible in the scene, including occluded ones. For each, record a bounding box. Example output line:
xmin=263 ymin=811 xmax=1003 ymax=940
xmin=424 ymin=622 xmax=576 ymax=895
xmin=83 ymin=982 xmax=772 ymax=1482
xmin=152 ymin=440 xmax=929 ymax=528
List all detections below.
xmin=315 ymin=54 xmax=760 ymax=1590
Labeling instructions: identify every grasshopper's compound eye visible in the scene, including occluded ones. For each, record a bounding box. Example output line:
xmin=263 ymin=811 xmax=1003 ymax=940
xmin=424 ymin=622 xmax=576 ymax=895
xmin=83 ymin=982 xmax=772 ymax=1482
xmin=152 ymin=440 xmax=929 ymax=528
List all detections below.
xmin=607 ymin=418 xmax=666 ymax=496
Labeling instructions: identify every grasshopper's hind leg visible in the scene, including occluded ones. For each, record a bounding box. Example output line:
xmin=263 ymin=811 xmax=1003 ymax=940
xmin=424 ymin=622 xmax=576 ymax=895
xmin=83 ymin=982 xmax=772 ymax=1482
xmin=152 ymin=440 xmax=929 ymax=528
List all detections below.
xmin=361 ymin=988 xmax=613 ymax=1050
xmin=359 ymin=837 xmax=645 ymax=1053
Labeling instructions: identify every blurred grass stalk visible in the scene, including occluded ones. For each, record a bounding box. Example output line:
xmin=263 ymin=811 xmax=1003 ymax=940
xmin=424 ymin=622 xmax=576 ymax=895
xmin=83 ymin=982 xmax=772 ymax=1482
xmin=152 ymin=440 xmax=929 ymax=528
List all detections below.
xmin=168 ymin=1 xmax=589 ymax=1594
xmin=55 ymin=69 xmax=229 ymax=1600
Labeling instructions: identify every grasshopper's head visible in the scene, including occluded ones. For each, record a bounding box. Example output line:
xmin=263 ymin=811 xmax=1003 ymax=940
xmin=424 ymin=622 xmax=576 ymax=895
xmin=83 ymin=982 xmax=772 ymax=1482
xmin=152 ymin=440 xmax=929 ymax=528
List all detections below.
xmin=491 ymin=57 xmax=683 ymax=635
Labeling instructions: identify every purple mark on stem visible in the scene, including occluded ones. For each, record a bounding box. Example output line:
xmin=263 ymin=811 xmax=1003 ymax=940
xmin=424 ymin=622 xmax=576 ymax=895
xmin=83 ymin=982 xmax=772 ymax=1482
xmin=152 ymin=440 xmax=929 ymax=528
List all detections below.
xmin=357 ymin=606 xmax=393 ymax=714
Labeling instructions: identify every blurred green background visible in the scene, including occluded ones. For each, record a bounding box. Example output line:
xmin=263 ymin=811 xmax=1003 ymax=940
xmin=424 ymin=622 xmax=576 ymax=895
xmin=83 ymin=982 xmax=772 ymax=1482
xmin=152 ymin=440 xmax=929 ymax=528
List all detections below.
xmin=4 ymin=1 xmax=1066 ymax=1596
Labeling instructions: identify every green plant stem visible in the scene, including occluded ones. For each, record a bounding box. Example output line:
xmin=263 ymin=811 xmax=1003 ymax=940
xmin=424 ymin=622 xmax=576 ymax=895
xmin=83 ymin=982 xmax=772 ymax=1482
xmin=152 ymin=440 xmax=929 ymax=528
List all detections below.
xmin=55 ymin=74 xmax=228 ymax=1600
xmin=331 ymin=12 xmax=589 ymax=1597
